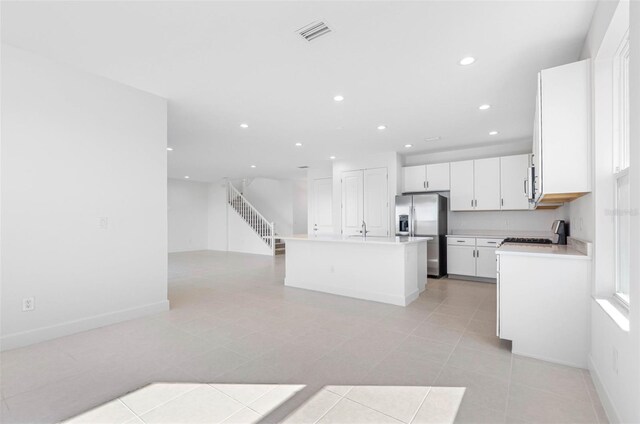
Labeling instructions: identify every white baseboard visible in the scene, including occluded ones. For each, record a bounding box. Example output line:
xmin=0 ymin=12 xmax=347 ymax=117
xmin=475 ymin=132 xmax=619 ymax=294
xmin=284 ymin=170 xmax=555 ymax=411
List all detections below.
xmin=0 ymin=300 xmax=170 ymax=351
xmin=285 ymin=278 xmax=417 ymax=306
xmin=588 ymin=354 xmax=621 ymax=424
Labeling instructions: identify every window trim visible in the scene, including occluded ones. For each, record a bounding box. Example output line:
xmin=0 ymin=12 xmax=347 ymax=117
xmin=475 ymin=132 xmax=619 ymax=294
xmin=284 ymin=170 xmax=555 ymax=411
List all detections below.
xmin=612 ymin=31 xmax=630 ymax=174
xmin=613 ymin=167 xmax=630 ymax=309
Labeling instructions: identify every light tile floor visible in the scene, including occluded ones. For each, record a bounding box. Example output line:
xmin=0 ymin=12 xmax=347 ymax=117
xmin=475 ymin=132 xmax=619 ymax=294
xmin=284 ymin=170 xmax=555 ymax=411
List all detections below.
xmin=0 ymin=251 xmax=608 ymax=423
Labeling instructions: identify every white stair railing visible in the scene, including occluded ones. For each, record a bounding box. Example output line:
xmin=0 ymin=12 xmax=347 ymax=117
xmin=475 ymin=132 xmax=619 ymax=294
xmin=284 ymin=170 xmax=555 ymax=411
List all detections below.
xmin=227 ymin=182 xmax=275 ymax=255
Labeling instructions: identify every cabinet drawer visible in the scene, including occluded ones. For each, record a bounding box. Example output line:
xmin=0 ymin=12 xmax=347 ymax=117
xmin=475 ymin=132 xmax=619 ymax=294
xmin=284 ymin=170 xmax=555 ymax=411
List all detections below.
xmin=447 ymin=237 xmax=475 ymax=246
xmin=476 ymin=238 xmax=503 ymax=247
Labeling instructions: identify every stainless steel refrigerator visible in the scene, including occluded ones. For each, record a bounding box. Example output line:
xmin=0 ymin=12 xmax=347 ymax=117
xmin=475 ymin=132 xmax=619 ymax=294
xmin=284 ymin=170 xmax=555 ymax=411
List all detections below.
xmin=395 ymin=194 xmax=448 ymax=278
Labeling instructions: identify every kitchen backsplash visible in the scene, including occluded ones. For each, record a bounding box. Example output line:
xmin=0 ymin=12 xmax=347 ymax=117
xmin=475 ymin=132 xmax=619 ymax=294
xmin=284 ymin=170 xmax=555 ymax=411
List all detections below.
xmin=448 ymin=207 xmax=570 ymax=232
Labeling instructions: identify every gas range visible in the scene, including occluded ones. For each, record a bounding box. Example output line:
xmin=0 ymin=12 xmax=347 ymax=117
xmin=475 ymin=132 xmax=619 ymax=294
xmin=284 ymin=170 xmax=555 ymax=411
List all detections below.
xmin=500 ymin=237 xmax=553 ymax=247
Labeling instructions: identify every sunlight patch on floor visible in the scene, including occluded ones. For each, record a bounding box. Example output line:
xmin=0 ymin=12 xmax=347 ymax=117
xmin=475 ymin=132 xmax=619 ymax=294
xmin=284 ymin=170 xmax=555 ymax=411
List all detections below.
xmin=62 ymin=383 xmax=465 ymax=423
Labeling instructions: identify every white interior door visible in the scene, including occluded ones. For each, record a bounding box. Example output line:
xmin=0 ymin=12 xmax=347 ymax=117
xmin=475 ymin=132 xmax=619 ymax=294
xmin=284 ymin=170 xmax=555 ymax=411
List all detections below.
xmin=500 ymin=154 xmax=530 ymax=210
xmin=341 ymin=170 xmax=364 ymax=236
xmin=425 ymin=163 xmax=450 ymax=191
xmin=311 ymin=177 xmax=333 ymax=235
xmin=474 ymin=157 xmax=501 ymax=210
xmin=363 ymin=168 xmax=389 ymax=236
xmin=449 ymin=160 xmax=475 ymax=211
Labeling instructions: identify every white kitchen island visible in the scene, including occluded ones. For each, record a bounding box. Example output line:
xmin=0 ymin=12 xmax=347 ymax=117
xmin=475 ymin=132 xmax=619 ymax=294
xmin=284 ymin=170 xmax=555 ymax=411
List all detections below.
xmin=279 ymin=235 xmax=430 ymax=307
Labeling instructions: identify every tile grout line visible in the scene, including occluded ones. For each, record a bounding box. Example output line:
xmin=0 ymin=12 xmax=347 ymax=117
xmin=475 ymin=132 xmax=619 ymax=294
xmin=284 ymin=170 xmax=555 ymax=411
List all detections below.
xmin=116 ymin=398 xmax=143 ymax=422
xmin=311 ymin=389 xmax=346 ymax=424
xmin=408 ymin=386 xmax=432 ymax=424
xmin=119 ymin=384 xmax=201 ymax=419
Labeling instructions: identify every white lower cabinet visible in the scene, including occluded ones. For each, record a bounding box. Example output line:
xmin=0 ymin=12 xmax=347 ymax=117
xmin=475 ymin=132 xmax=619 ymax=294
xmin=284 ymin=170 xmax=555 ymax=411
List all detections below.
xmin=447 ymin=245 xmax=476 ymax=276
xmin=475 ymin=247 xmax=498 ymax=278
xmin=447 ymin=236 xmax=502 ymax=279
xmin=497 ymin=251 xmax=590 ymax=367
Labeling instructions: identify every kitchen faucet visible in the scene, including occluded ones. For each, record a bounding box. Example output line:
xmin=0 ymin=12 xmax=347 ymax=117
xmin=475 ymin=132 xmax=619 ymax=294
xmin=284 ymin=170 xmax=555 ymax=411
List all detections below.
xmin=360 ymin=220 xmax=368 ymax=238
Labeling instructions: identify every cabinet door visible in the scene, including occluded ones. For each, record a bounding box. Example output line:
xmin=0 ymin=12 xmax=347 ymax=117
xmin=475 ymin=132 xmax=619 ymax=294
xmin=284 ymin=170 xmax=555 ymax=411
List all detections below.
xmin=363 ymin=168 xmax=389 ymax=236
xmin=500 ymin=154 xmax=530 ymax=210
xmin=449 ymin=160 xmax=475 ymax=211
xmin=476 ymin=246 xmax=498 ymax=279
xmin=341 ymin=170 xmax=364 ymax=235
xmin=402 ymin=166 xmax=426 ymax=193
xmin=426 ymin=163 xmax=450 ymax=191
xmin=540 ymin=60 xmax=590 ymax=195
xmin=311 ymin=177 xmax=333 ymax=235
xmin=447 ymin=245 xmax=476 ymax=276
xmin=474 ymin=157 xmax=501 ymax=210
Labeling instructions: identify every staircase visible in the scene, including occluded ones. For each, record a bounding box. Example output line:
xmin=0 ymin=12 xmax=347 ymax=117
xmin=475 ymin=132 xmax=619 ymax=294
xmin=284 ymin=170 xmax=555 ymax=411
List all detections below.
xmin=227 ymin=182 xmax=284 ymax=256
xmin=274 ymin=239 xmax=285 ymax=255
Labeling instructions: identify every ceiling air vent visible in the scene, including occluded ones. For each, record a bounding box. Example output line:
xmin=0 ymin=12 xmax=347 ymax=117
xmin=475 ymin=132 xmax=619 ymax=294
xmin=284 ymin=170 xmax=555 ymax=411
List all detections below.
xmin=296 ymin=21 xmax=332 ymax=42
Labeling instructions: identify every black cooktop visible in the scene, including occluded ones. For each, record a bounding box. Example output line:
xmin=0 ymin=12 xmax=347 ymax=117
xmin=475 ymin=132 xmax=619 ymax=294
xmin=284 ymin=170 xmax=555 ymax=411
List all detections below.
xmin=502 ymin=237 xmax=553 ymax=244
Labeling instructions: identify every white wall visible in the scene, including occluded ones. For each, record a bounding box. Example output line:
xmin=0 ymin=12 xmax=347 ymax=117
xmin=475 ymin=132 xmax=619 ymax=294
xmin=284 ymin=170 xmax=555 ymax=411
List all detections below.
xmin=579 ymin=1 xmax=640 ymax=423
xmin=207 ymin=181 xmax=228 ymax=251
xmin=168 ymin=179 xmax=209 ymax=252
xmin=1 ymin=45 xmax=169 ymax=350
xmin=227 ymin=206 xmax=272 ymax=255
xmin=243 ymin=178 xmax=295 ymax=236
xmin=292 ymin=179 xmax=308 ymax=234
xmin=629 ymin=1 xmax=640 ymax=420
xmin=449 ymin=207 xmax=569 ymax=234
xmin=403 ymin=138 xmax=532 ymax=166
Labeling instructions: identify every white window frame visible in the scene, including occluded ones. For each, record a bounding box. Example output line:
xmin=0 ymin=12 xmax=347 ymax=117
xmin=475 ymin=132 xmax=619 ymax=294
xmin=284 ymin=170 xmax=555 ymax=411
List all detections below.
xmin=612 ymin=31 xmax=630 ymax=307
xmin=614 ymin=168 xmax=630 ymax=307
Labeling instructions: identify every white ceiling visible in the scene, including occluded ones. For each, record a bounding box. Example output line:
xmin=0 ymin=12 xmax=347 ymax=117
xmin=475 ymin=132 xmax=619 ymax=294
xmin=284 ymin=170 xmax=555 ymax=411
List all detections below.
xmin=1 ymin=1 xmax=596 ymax=182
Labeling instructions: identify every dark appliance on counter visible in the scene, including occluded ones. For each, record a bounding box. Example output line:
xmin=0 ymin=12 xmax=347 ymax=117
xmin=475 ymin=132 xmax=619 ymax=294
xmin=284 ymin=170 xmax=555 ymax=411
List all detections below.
xmin=552 ymin=220 xmax=568 ymax=245
xmin=395 ymin=193 xmax=447 ymax=278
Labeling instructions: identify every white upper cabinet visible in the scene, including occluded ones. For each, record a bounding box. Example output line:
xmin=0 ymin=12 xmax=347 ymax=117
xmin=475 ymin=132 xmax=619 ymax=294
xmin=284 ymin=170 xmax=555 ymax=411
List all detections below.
xmin=474 ymin=157 xmax=501 ymax=210
xmin=450 ymin=160 xmax=475 ymax=211
xmin=500 ymin=154 xmax=531 ymax=210
xmin=534 ymin=59 xmax=591 ymax=204
xmin=402 ymin=163 xmax=450 ymax=193
xmin=425 ymin=163 xmax=450 ymax=191
xmin=402 ymin=165 xmax=426 ymax=193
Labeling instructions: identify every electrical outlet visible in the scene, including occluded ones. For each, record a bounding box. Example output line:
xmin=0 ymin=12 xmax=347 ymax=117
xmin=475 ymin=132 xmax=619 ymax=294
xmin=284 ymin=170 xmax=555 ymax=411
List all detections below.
xmin=612 ymin=347 xmax=619 ymax=375
xmin=99 ymin=217 xmax=109 ymax=230
xmin=22 ymin=297 xmax=35 ymax=312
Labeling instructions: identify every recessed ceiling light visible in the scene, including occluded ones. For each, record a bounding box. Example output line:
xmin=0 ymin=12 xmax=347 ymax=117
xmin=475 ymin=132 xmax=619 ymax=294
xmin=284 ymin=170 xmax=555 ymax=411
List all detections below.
xmin=329 ymin=156 xmax=336 ymax=160
xmin=425 ymin=136 xmax=441 ymax=142
xmin=240 ymin=123 xmax=249 ymax=128
xmin=166 ymin=147 xmax=173 ymax=151
xmin=334 ymin=95 xmax=344 ymax=102
xmin=479 ymin=104 xmax=491 ymax=110
xmin=295 ymin=142 xmax=303 ymax=147
xmin=404 ymin=144 xmax=413 ymax=148
xmin=459 ymin=56 xmax=476 ymax=66
xmin=184 ymin=176 xmax=190 ymax=179
xmin=377 ymin=125 xmax=387 ymax=130
xmin=250 ymin=165 xmax=256 ymax=168
xmin=489 ymin=131 xmax=499 ymax=135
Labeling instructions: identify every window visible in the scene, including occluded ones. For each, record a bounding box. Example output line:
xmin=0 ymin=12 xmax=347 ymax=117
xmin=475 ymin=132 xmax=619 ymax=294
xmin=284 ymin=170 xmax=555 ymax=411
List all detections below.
xmin=613 ymin=32 xmax=630 ymax=306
